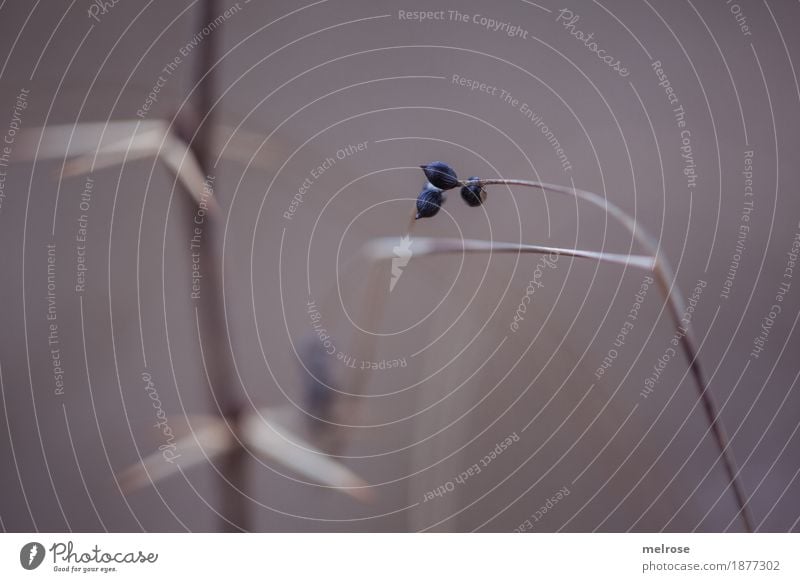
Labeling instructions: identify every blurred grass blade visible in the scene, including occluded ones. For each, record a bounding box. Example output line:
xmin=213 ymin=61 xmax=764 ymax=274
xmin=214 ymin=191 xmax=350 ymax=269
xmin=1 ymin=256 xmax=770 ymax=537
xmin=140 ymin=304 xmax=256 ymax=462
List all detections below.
xmin=241 ymin=408 xmax=373 ymax=503
xmin=214 ymin=122 xmax=286 ymax=173
xmin=118 ymin=416 xmax=234 ymax=492
xmin=16 ymin=120 xmax=165 ymax=161
xmin=62 ymin=126 xmax=167 ymax=176
xmin=160 ymin=131 xmax=214 ymax=208
xmin=22 ymin=120 xmax=217 ymax=210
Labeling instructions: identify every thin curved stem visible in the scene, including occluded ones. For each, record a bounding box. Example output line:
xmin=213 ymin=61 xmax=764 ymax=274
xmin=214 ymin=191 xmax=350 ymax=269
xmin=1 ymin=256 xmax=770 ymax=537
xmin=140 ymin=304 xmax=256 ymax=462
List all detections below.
xmin=365 ymin=237 xmax=655 ymax=271
xmin=472 ymin=177 xmax=753 ymax=532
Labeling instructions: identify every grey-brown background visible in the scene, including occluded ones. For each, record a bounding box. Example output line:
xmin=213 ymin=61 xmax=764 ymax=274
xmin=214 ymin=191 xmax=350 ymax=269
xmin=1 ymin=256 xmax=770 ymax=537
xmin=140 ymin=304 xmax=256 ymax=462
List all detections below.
xmin=0 ymin=0 xmax=798 ymax=532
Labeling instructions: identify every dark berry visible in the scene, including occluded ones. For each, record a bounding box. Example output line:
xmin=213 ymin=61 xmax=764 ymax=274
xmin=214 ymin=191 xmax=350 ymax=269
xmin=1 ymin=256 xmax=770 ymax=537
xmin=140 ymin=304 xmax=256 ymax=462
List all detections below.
xmin=415 ymin=186 xmax=444 ymax=219
xmin=420 ymin=161 xmax=459 ymax=190
xmin=460 ymin=177 xmax=486 ymax=207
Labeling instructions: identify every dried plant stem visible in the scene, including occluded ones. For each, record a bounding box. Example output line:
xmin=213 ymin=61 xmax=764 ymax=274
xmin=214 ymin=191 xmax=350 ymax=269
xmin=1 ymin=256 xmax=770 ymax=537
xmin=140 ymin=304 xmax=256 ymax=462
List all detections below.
xmin=118 ymin=409 xmax=371 ymax=502
xmin=188 ymin=0 xmax=250 ymax=533
xmin=323 ymin=237 xmax=630 ymax=455
xmin=366 ymin=237 xmax=655 ymax=270
xmin=472 ymin=177 xmax=754 ymax=532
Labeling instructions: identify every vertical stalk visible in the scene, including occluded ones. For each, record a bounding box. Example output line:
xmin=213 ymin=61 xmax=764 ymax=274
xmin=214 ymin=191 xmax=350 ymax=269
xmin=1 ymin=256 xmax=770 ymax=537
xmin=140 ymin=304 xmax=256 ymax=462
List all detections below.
xmin=192 ymin=0 xmax=216 ymax=174
xmin=188 ymin=0 xmax=247 ymax=532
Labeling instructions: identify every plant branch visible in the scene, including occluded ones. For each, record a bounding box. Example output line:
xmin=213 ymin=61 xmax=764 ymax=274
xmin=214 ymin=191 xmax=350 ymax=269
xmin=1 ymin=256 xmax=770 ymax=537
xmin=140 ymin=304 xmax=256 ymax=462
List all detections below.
xmin=470 ymin=177 xmax=754 ymax=532
xmin=365 ymin=236 xmax=655 ymax=270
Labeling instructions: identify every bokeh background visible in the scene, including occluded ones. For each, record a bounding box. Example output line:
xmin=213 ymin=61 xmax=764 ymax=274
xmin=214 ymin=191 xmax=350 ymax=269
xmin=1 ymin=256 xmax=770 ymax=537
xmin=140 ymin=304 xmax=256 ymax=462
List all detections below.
xmin=0 ymin=0 xmax=799 ymax=532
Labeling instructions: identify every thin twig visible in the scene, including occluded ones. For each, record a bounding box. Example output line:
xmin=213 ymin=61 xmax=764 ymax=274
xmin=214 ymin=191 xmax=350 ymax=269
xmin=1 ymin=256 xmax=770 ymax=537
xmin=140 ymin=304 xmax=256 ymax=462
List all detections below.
xmin=365 ymin=236 xmax=655 ymax=270
xmin=188 ymin=0 xmax=249 ymax=533
xmin=329 ymin=236 xmax=653 ymax=455
xmin=469 ymin=177 xmax=754 ymax=532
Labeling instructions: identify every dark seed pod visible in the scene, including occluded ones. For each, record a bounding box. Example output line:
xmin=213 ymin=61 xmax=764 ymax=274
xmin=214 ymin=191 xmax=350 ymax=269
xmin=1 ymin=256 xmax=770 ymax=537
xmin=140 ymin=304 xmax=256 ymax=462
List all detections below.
xmin=460 ymin=177 xmax=486 ymax=207
xmin=415 ymin=186 xmax=444 ymax=219
xmin=420 ymin=161 xmax=459 ymax=190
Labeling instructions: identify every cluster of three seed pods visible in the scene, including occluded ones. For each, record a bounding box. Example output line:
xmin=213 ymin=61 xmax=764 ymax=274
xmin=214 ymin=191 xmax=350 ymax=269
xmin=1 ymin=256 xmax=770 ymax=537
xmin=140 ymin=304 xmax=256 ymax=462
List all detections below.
xmin=416 ymin=161 xmax=487 ymax=219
